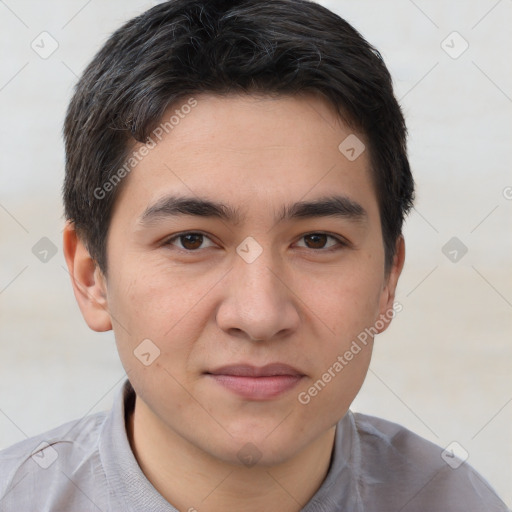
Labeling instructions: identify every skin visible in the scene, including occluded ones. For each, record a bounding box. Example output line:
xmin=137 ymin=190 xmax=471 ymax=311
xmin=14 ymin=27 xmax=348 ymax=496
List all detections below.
xmin=63 ymin=93 xmax=405 ymax=512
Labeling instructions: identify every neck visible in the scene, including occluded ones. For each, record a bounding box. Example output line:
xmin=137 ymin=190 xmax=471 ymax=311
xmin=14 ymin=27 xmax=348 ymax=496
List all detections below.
xmin=127 ymin=396 xmax=336 ymax=512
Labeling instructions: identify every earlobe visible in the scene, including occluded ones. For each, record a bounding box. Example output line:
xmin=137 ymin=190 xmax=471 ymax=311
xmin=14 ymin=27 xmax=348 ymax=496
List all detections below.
xmin=62 ymin=221 xmax=112 ymax=332
xmin=376 ymin=236 xmax=406 ymax=334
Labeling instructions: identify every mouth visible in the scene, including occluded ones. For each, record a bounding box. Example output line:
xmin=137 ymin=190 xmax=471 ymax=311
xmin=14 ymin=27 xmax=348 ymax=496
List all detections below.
xmin=205 ymin=363 xmax=305 ymax=400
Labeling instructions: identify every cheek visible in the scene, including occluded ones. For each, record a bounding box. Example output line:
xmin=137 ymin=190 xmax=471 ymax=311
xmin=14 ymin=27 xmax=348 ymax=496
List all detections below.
xmin=298 ymin=345 xmax=373 ymax=415
xmin=106 ymin=258 xmax=213 ymax=367
xmin=110 ymin=255 xmax=203 ymax=325
xmin=298 ymin=261 xmax=384 ymax=339
xmin=293 ymin=259 xmax=382 ymax=402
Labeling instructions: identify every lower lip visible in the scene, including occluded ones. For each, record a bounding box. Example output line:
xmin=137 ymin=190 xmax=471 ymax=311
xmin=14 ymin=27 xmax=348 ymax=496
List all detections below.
xmin=207 ymin=374 xmax=303 ymax=400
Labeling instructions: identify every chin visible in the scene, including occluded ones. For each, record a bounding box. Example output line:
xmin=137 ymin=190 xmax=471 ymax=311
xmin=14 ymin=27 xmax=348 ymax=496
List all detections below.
xmin=211 ymin=421 xmax=313 ymax=467
xmin=212 ymin=438 xmax=300 ymax=469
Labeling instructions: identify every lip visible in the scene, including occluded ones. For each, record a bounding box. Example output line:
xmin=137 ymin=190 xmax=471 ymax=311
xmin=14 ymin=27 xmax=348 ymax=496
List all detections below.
xmin=206 ymin=363 xmax=305 ymax=400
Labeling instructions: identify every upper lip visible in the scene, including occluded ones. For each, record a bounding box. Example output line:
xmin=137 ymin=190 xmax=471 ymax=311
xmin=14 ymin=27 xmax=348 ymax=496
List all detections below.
xmin=206 ymin=363 xmax=304 ymax=377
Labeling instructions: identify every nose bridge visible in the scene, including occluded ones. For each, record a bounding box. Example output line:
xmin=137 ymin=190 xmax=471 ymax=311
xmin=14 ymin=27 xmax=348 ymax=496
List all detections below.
xmin=216 ymin=237 xmax=299 ymax=341
xmin=233 ymin=237 xmax=283 ymax=306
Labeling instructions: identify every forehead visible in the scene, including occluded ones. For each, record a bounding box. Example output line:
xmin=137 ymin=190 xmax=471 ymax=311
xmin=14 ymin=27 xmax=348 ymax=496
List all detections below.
xmin=111 ymin=93 xmax=378 ymax=223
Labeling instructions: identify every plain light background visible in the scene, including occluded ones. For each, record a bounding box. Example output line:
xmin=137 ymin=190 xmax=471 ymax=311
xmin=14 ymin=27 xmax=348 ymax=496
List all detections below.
xmin=1 ymin=0 xmax=511 ymax=506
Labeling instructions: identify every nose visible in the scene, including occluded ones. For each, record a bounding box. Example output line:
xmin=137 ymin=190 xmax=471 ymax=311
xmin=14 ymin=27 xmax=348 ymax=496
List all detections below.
xmin=215 ymin=246 xmax=300 ymax=342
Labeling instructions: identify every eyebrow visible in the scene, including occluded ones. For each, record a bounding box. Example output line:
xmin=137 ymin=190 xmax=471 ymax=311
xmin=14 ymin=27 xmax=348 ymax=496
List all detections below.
xmin=137 ymin=194 xmax=367 ymax=227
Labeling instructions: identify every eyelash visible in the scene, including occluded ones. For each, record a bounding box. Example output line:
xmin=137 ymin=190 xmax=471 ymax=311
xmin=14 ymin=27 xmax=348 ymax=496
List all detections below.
xmin=162 ymin=231 xmax=348 ymax=253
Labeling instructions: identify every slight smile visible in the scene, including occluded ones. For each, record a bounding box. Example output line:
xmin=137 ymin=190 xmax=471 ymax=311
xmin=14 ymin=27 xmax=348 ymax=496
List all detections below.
xmin=205 ymin=363 xmax=306 ymax=400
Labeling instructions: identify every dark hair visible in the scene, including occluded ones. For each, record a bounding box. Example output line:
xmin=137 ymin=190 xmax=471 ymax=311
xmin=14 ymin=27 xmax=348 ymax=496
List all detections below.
xmin=63 ymin=0 xmax=414 ymax=274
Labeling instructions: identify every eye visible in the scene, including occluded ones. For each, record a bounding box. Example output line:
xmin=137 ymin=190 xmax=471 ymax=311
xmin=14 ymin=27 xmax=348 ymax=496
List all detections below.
xmin=163 ymin=232 xmax=216 ymax=251
xmin=162 ymin=231 xmax=347 ymax=253
xmin=295 ymin=233 xmax=346 ymax=251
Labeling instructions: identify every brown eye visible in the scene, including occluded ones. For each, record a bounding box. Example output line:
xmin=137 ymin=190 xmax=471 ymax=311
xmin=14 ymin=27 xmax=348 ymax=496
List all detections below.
xmin=296 ymin=233 xmax=345 ymax=251
xmin=179 ymin=233 xmax=204 ymax=250
xmin=164 ymin=232 xmax=215 ymax=251
xmin=305 ymin=234 xmax=328 ymax=249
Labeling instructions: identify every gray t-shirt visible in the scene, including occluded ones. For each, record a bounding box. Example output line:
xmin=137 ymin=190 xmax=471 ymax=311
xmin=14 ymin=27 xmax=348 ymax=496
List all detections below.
xmin=0 ymin=379 xmax=509 ymax=511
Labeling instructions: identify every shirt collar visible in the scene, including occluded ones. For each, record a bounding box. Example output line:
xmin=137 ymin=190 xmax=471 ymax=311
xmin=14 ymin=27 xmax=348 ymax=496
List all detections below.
xmin=99 ymin=379 xmax=178 ymax=511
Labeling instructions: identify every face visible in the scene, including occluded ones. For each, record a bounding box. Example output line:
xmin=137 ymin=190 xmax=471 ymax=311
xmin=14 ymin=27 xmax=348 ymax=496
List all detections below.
xmin=70 ymin=93 xmax=404 ymax=466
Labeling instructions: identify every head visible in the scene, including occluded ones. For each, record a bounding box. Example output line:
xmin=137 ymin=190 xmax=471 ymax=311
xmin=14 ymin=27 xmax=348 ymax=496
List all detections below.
xmin=63 ymin=0 xmax=414 ymax=467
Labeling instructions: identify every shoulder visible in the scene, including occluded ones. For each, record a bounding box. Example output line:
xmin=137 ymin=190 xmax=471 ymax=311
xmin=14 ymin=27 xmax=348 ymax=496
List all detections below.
xmin=350 ymin=412 xmax=510 ymax=511
xmin=0 ymin=411 xmax=108 ymax=510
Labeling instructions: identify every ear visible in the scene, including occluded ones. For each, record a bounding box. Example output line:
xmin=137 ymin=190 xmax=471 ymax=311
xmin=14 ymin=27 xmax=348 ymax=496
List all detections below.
xmin=62 ymin=221 xmax=112 ymax=332
xmin=376 ymin=235 xmax=405 ymax=334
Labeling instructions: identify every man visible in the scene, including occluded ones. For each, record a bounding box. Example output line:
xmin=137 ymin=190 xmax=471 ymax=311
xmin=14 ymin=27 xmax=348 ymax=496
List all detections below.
xmin=0 ymin=1 xmax=508 ymax=510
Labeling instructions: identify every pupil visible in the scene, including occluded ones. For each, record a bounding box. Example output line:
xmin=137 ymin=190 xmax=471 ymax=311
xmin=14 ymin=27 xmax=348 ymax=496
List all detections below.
xmin=307 ymin=234 xmax=327 ymax=249
xmin=182 ymin=234 xmax=202 ymax=250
